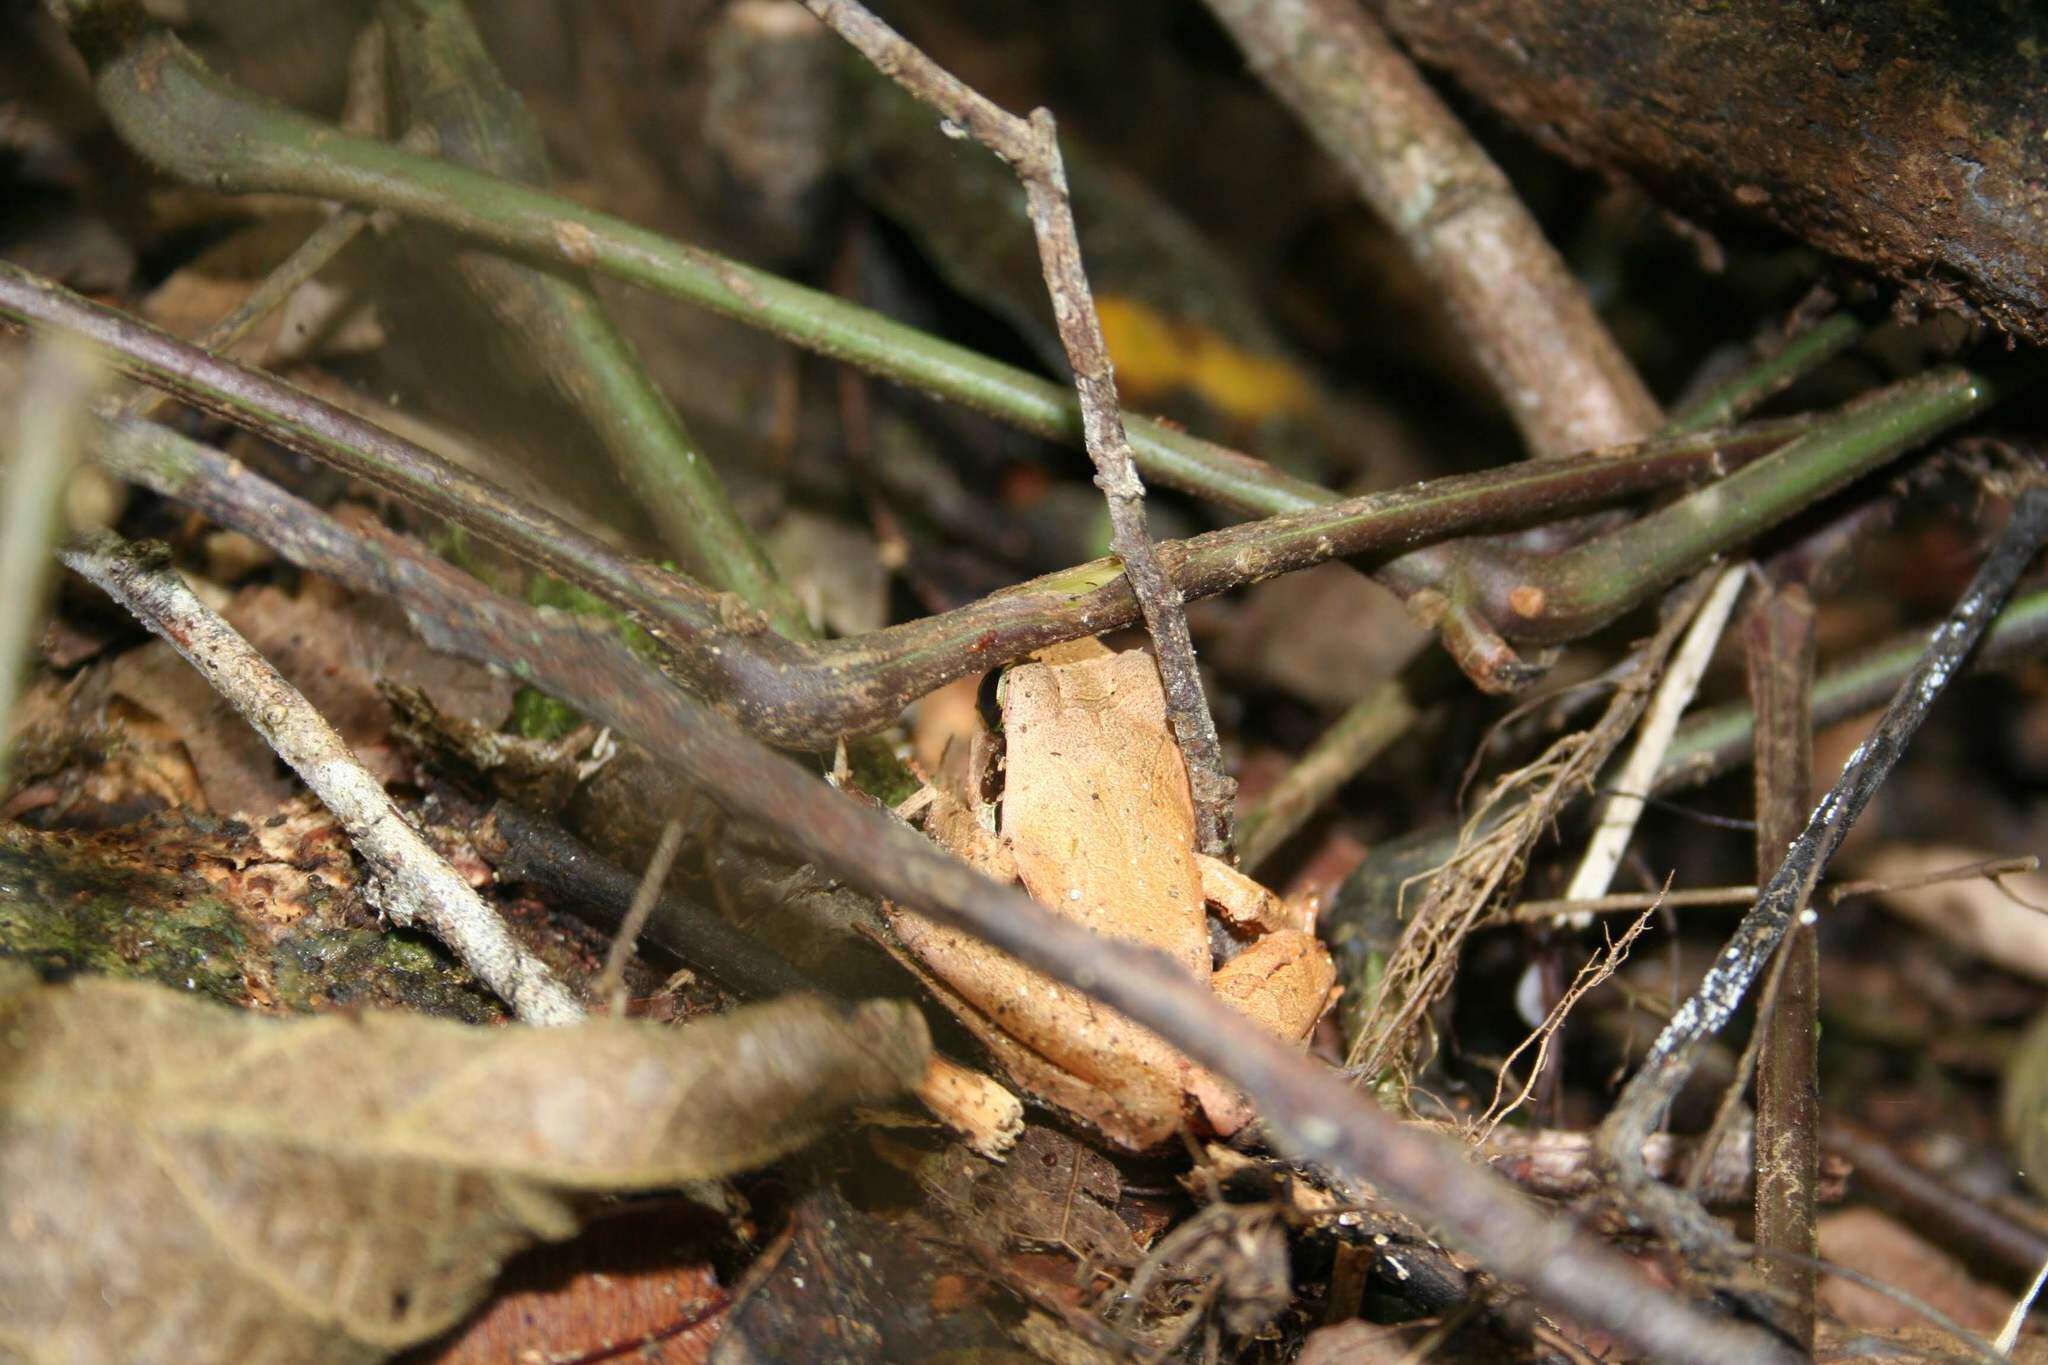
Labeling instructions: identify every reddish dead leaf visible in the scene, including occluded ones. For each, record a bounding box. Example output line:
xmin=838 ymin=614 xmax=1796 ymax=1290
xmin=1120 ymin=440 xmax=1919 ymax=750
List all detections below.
xmin=408 ymin=1204 xmax=728 ymax=1365
xmin=1818 ymin=1208 xmax=2011 ymax=1334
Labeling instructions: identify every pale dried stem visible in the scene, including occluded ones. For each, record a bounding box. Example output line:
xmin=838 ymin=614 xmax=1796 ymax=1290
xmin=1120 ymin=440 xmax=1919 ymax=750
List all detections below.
xmin=60 ymin=532 xmax=585 ymax=1026
xmin=1562 ymin=564 xmax=1750 ymax=920
xmin=799 ymin=0 xmax=1235 ymax=852
xmin=1351 ymin=574 xmax=1719 ymax=1081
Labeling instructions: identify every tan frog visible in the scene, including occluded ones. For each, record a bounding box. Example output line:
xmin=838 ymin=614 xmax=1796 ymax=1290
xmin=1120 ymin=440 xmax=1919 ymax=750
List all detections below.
xmin=888 ymin=638 xmax=1337 ymax=1152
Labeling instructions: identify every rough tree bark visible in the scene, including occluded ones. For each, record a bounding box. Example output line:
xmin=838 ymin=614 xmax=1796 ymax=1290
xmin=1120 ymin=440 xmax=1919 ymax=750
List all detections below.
xmin=1372 ymin=0 xmax=2048 ymax=343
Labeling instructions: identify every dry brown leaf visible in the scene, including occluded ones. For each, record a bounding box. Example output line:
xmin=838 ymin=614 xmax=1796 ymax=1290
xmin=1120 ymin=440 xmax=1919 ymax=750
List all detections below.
xmin=408 ymin=1203 xmax=727 ymax=1365
xmin=0 ymin=964 xmax=929 ymax=1364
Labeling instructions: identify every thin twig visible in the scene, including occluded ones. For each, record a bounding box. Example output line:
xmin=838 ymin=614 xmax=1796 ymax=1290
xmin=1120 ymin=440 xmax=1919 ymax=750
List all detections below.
xmin=800 ymin=0 xmax=1234 ymax=850
xmin=480 ymin=800 xmax=819 ymax=1001
xmin=1510 ymin=886 xmax=1759 ymax=920
xmin=1667 ymin=311 xmax=1868 ymax=435
xmin=596 ymin=815 xmax=686 ymax=1017
xmin=1505 ymin=856 xmax=2041 ymax=922
xmin=1597 ymin=481 xmax=2048 ymax=1268
xmin=1562 ymin=564 xmax=1749 ymax=920
xmin=0 ymin=338 xmax=102 ymax=788
xmin=1828 ymin=855 xmax=2040 ymax=904
xmin=118 ymin=210 xmax=372 ymax=425
xmin=60 ymin=531 xmax=585 ymax=1026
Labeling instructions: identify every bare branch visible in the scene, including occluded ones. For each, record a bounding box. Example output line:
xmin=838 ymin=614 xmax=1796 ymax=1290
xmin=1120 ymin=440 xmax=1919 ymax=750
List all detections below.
xmin=1201 ymin=0 xmax=1658 ymax=457
xmin=800 ymin=0 xmax=1236 ymax=851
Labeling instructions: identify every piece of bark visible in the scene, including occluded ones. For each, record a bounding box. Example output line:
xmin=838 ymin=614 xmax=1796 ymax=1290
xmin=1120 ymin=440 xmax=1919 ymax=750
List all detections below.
xmin=1372 ymin=0 xmax=2048 ymax=342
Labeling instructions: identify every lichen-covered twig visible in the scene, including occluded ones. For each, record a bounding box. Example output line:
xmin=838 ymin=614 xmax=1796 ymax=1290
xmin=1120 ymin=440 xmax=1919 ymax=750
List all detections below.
xmin=800 ymin=0 xmax=1233 ymax=849
xmin=1596 ymin=481 xmax=2048 ymax=1267
xmin=60 ymin=531 xmax=585 ymax=1027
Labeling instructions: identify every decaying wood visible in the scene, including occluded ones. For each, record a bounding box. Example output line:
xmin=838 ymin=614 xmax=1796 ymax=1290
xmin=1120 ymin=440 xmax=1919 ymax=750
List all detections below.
xmin=1373 ymin=0 xmax=2048 ymax=344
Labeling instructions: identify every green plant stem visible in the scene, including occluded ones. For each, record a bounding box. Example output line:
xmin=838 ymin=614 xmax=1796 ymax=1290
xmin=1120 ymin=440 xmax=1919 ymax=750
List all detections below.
xmin=377 ymin=0 xmax=809 ymax=639
xmin=1666 ymin=311 xmax=1867 ymax=435
xmin=1474 ymin=364 xmax=2011 ymax=646
xmin=1665 ymin=585 xmax=2048 ymax=784
xmin=1234 ymin=309 xmax=1870 ymax=845
xmin=65 ymin=23 xmax=1331 ymax=520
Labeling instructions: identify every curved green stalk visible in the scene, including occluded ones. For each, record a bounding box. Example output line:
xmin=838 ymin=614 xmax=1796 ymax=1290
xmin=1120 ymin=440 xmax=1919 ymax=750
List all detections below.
xmin=1666 ymin=311 xmax=1868 ymax=435
xmin=1481 ymin=365 xmax=2008 ymax=645
xmin=67 ymin=23 xmax=1331 ymax=519
xmin=378 ymin=0 xmax=809 ymax=638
